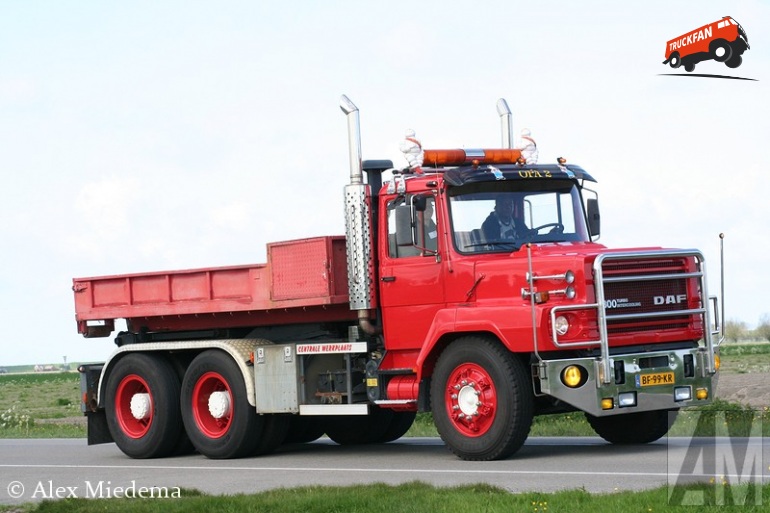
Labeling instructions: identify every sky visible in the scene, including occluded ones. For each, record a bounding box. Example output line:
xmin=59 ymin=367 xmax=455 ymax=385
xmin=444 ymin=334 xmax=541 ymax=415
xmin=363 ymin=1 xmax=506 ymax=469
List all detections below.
xmin=1 ymin=1 xmax=768 ymax=366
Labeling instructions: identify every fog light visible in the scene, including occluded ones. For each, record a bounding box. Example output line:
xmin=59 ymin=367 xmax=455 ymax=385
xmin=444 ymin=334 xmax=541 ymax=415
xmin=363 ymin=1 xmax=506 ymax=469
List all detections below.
xmin=695 ymin=388 xmax=709 ymax=400
xmin=561 ymin=365 xmax=585 ymax=388
xmin=554 ymin=315 xmax=570 ymax=336
xmin=618 ymin=392 xmax=637 ymax=408
xmin=601 ymin=398 xmax=614 ymax=410
xmin=674 ymin=386 xmax=692 ymax=402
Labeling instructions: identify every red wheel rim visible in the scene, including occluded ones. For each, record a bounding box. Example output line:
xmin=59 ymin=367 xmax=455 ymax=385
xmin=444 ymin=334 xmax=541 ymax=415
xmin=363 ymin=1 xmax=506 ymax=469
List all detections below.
xmin=444 ymin=363 xmax=497 ymax=437
xmin=115 ymin=374 xmax=153 ymax=439
xmin=192 ymin=371 xmax=233 ymax=439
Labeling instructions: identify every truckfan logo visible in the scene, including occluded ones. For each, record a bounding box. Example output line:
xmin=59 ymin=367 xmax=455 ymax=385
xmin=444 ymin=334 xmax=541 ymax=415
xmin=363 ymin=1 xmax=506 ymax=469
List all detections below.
xmin=661 ymin=16 xmax=754 ymax=80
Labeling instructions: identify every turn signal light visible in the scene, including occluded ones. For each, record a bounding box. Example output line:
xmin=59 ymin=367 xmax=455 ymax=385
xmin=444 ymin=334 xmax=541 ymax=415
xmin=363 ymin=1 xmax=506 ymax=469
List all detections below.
xmin=695 ymin=388 xmax=709 ymax=400
xmin=714 ymin=354 xmax=721 ymax=371
xmin=601 ymin=398 xmax=614 ymax=410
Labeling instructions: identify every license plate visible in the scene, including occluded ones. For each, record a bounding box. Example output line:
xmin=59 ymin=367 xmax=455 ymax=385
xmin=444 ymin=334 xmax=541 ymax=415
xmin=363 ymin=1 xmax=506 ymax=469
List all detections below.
xmin=638 ymin=371 xmax=674 ymax=387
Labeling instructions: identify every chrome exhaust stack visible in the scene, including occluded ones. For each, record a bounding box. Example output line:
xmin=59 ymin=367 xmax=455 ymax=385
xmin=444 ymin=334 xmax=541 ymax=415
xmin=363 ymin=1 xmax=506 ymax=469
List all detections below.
xmin=340 ymin=95 xmax=364 ymax=185
xmin=339 ymin=95 xmax=376 ymax=321
xmin=496 ymin=98 xmax=513 ymax=149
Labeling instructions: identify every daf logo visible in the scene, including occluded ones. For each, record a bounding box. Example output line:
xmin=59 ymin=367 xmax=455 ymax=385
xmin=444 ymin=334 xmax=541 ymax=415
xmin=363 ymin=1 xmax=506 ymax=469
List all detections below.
xmin=653 ymin=294 xmax=687 ymax=305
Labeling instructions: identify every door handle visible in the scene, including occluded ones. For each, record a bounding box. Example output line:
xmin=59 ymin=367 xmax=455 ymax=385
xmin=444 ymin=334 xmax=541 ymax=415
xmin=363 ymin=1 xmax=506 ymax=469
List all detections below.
xmin=381 ymin=276 xmax=396 ymax=282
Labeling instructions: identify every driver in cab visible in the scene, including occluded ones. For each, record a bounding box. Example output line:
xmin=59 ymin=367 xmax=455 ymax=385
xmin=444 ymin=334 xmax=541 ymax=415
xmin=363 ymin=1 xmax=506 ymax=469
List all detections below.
xmin=481 ymin=195 xmax=529 ymax=242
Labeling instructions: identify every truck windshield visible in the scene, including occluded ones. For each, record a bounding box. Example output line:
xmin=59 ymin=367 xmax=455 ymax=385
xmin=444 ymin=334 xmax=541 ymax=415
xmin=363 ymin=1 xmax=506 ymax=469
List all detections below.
xmin=448 ymin=179 xmax=590 ymax=253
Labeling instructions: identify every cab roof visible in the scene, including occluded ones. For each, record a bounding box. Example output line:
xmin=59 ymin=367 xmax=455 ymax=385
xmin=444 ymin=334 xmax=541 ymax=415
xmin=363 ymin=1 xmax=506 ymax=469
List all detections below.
xmin=443 ymin=164 xmax=596 ymax=187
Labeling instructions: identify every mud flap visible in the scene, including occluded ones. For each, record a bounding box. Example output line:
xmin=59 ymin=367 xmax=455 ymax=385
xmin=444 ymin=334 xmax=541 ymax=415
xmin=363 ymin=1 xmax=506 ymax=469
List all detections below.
xmin=86 ymin=410 xmax=113 ymax=445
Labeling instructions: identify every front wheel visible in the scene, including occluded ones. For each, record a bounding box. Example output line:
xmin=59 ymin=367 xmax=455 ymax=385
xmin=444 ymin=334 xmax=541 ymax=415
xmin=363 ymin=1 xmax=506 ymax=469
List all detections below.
xmin=586 ymin=409 xmax=678 ymax=444
xmin=725 ymin=55 xmax=743 ymax=69
xmin=431 ymin=336 xmax=533 ymax=461
xmin=710 ymin=39 xmax=733 ymax=62
xmin=181 ymin=350 xmax=264 ymax=459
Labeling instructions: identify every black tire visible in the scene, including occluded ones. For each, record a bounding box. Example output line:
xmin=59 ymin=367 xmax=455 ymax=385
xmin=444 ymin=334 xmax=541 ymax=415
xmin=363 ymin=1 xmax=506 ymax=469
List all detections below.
xmin=725 ymin=55 xmax=743 ymax=69
xmin=684 ymin=62 xmax=695 ymax=72
xmin=430 ymin=336 xmax=533 ymax=461
xmin=586 ymin=409 xmax=678 ymax=444
xmin=377 ymin=411 xmax=417 ymax=443
xmin=284 ymin=416 xmax=326 ymax=444
xmin=252 ymin=414 xmax=290 ymax=455
xmin=105 ymin=353 xmax=185 ymax=459
xmin=668 ymin=52 xmax=681 ymax=69
xmin=181 ymin=350 xmax=264 ymax=459
xmin=710 ymin=39 xmax=732 ymax=62
xmin=324 ymin=407 xmax=392 ymax=445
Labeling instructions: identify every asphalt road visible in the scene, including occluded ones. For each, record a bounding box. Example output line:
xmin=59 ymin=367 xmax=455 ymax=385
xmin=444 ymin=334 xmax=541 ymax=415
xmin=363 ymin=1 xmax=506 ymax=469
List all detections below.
xmin=1 ymin=437 xmax=768 ymax=504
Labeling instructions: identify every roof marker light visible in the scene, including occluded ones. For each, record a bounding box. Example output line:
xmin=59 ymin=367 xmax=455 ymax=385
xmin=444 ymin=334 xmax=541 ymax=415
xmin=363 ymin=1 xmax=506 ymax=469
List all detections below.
xmin=422 ymin=148 xmax=523 ymax=167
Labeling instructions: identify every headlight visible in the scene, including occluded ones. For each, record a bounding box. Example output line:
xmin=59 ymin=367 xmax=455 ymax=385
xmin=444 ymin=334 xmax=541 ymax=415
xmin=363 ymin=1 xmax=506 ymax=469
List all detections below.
xmin=554 ymin=315 xmax=569 ymax=336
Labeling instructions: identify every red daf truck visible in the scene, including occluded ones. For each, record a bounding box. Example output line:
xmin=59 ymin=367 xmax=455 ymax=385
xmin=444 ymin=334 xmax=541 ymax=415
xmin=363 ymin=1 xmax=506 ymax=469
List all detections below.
xmin=663 ymin=16 xmax=749 ymax=72
xmin=75 ymin=97 xmax=721 ymax=461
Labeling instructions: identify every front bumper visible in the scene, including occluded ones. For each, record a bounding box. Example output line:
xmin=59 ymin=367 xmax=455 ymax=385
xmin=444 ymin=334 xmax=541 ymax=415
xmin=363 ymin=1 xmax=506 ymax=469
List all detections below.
xmin=536 ymin=346 xmax=717 ymax=417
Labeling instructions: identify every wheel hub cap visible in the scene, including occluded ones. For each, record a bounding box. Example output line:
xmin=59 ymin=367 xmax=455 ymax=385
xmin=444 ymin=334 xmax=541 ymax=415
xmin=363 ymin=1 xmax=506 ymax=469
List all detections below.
xmin=457 ymin=385 xmax=479 ymax=416
xmin=129 ymin=393 xmax=151 ymax=420
xmin=446 ymin=365 xmax=497 ymax=437
xmin=208 ymin=391 xmax=231 ymax=419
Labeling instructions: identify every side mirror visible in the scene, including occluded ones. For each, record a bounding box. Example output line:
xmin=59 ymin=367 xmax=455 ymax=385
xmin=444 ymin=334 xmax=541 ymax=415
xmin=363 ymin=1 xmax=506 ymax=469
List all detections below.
xmin=587 ymin=198 xmax=600 ymax=237
xmin=412 ymin=194 xmax=428 ymax=212
xmin=395 ymin=204 xmax=413 ymax=246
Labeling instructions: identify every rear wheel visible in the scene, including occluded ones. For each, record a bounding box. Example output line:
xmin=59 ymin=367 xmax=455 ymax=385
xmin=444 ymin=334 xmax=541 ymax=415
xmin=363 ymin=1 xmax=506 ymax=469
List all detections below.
xmin=668 ymin=52 xmax=681 ymax=68
xmin=284 ymin=416 xmax=326 ymax=444
xmin=105 ymin=353 xmax=185 ymax=459
xmin=324 ymin=407 xmax=392 ymax=445
xmin=377 ymin=411 xmax=417 ymax=443
xmin=181 ymin=350 xmax=263 ymax=459
xmin=431 ymin=336 xmax=533 ymax=461
xmin=586 ymin=409 xmax=677 ymax=444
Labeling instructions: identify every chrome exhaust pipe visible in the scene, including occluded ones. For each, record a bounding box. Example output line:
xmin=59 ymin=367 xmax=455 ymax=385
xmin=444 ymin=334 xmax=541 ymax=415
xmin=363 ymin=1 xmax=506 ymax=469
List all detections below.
xmin=340 ymin=95 xmax=364 ymax=185
xmin=340 ymin=95 xmax=376 ymax=318
xmin=496 ymin=98 xmax=513 ymax=149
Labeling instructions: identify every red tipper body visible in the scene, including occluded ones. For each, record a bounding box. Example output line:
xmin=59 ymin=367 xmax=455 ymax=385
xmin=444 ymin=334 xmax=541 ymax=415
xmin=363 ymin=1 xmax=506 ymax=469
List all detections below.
xmin=73 ymin=236 xmax=356 ymax=336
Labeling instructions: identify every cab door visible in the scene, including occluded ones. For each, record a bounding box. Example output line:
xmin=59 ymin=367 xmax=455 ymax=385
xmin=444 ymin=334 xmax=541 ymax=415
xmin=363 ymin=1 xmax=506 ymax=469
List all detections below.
xmin=378 ymin=194 xmax=445 ymax=351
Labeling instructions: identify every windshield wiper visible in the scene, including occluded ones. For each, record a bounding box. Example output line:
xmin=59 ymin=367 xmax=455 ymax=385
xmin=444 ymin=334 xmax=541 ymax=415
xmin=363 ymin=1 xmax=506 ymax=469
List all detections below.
xmin=464 ymin=240 xmax=524 ymax=252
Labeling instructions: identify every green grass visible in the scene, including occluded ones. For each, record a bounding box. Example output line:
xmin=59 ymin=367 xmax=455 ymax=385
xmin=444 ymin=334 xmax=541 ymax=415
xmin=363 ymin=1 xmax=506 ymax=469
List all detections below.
xmin=0 ymin=373 xmax=84 ymax=438
xmin=719 ymin=343 xmax=770 ymax=374
xmin=3 ymin=482 xmax=769 ymax=513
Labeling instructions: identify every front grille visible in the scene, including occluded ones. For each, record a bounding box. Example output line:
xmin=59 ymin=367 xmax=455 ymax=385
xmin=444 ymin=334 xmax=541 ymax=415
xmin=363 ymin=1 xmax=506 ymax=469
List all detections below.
xmin=601 ymin=258 xmax=697 ymax=335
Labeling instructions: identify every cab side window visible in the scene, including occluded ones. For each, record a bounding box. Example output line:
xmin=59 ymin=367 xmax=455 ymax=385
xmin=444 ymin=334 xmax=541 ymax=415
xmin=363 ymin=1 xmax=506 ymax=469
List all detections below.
xmin=387 ymin=195 xmax=437 ymax=258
